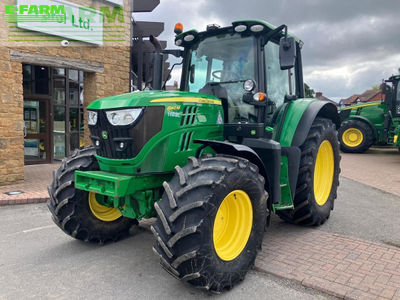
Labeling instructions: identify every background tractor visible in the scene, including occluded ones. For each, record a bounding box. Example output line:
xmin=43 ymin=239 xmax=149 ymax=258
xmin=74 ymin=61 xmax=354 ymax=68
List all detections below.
xmin=48 ymin=20 xmax=341 ymax=292
xmin=339 ymin=74 xmax=400 ymax=153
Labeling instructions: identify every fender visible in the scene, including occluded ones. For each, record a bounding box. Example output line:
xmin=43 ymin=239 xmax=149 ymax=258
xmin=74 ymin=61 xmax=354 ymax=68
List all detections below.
xmin=275 ymin=100 xmax=339 ymax=200
xmin=194 ymin=139 xmax=282 ymax=205
xmin=290 ymin=100 xmax=340 ymax=147
xmin=346 ymin=115 xmax=378 ymax=140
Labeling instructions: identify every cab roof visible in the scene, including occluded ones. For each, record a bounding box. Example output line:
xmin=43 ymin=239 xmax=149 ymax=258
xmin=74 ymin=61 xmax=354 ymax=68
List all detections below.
xmin=385 ymin=74 xmax=400 ymax=82
xmin=175 ymin=19 xmax=302 ymax=48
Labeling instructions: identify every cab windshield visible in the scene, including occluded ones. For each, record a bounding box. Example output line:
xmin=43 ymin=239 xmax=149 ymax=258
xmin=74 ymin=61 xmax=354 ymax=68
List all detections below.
xmin=187 ymin=34 xmax=257 ymax=123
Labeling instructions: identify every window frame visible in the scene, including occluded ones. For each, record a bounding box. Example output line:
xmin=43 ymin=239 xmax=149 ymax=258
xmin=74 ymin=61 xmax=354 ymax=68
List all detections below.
xmin=186 ymin=34 xmax=258 ymax=92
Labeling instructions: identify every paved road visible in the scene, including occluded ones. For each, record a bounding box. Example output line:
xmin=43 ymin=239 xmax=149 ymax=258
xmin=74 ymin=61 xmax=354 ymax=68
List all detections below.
xmin=0 ymin=204 xmax=330 ymax=300
xmin=1 ymin=176 xmax=399 ymax=299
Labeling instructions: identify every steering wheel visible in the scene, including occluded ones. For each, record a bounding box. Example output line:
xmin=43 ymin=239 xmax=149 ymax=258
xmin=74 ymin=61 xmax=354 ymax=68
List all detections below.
xmin=212 ymin=70 xmax=240 ymax=81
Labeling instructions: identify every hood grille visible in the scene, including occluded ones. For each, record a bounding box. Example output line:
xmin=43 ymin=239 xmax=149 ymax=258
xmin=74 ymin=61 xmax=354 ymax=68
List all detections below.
xmin=180 ymin=106 xmax=198 ymax=126
xmin=89 ymin=106 xmax=164 ymax=159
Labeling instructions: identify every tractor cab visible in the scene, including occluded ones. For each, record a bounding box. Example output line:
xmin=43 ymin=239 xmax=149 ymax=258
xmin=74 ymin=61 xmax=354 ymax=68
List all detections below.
xmin=383 ymin=74 xmax=400 ymax=117
xmin=383 ymin=74 xmax=400 ymax=146
xmin=174 ymin=21 xmax=304 ymax=140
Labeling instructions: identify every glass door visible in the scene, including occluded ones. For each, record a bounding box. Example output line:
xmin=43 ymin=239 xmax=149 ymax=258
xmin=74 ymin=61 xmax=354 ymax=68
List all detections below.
xmin=24 ymin=99 xmax=50 ymax=164
xmin=52 ymin=68 xmax=85 ymax=160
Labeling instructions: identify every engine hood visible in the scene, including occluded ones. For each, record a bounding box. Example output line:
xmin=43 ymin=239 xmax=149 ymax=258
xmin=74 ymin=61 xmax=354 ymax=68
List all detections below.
xmin=87 ymin=90 xmax=221 ymax=110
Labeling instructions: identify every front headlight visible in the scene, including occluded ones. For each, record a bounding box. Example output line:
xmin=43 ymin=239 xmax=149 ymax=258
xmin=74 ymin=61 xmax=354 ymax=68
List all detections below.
xmin=88 ymin=111 xmax=98 ymax=126
xmin=106 ymin=108 xmax=143 ymax=126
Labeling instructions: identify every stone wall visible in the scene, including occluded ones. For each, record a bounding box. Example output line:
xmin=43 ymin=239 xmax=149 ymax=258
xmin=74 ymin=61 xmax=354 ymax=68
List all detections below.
xmin=0 ymin=0 xmax=132 ymax=185
xmin=0 ymin=49 xmax=24 ymax=184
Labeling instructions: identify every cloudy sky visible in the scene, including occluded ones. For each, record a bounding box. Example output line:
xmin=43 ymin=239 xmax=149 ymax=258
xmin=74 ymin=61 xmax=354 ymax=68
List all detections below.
xmin=135 ymin=0 xmax=400 ymax=101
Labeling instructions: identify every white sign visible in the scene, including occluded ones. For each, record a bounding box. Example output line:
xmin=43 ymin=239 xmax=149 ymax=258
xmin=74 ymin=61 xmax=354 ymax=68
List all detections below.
xmin=17 ymin=0 xmax=104 ymax=45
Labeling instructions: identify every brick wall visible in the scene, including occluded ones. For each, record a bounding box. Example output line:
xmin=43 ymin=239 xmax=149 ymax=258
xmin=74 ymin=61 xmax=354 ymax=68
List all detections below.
xmin=0 ymin=0 xmax=132 ymax=185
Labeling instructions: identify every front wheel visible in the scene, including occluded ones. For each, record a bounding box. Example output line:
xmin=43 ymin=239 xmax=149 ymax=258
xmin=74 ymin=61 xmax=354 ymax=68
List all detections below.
xmin=152 ymin=155 xmax=268 ymax=292
xmin=47 ymin=148 xmax=136 ymax=243
xmin=277 ymin=117 xmax=340 ymax=226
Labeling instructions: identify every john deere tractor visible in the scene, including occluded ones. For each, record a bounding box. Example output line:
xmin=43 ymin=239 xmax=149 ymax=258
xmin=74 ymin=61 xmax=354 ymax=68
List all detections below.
xmin=339 ymin=74 xmax=400 ymax=153
xmin=48 ymin=20 xmax=340 ymax=292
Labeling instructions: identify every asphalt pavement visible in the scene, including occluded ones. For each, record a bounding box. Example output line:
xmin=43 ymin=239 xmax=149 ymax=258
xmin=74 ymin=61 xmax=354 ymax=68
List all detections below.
xmin=0 ymin=204 xmax=332 ymax=300
xmin=0 ymin=175 xmax=398 ymax=299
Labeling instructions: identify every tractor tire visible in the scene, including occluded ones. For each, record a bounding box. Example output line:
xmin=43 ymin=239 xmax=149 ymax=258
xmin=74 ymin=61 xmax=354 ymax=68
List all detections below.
xmin=338 ymin=119 xmax=374 ymax=153
xmin=47 ymin=147 xmax=136 ymax=243
xmin=151 ymin=155 xmax=267 ymax=292
xmin=277 ymin=117 xmax=340 ymax=226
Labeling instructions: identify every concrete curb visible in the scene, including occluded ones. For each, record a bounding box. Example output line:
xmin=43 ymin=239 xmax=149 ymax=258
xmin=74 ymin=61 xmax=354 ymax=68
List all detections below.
xmin=254 ymin=265 xmax=354 ymax=299
xmin=0 ymin=197 xmax=49 ymax=206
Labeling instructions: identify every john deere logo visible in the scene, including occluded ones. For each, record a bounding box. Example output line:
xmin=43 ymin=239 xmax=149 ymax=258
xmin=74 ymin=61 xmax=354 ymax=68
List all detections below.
xmin=102 ymin=131 xmax=108 ymax=140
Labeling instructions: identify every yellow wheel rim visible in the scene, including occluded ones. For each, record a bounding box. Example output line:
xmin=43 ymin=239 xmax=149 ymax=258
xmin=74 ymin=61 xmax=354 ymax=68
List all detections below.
xmin=313 ymin=140 xmax=335 ymax=206
xmin=213 ymin=190 xmax=253 ymax=261
xmin=342 ymin=128 xmax=363 ymax=147
xmin=88 ymin=192 xmax=122 ymax=222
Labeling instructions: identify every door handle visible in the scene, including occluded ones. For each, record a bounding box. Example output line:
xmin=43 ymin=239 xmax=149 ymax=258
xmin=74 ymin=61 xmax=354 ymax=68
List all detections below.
xmin=23 ymin=122 xmax=27 ymax=137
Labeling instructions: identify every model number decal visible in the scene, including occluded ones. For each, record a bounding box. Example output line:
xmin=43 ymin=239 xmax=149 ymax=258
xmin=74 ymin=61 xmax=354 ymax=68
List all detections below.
xmin=167 ymin=111 xmax=180 ymax=118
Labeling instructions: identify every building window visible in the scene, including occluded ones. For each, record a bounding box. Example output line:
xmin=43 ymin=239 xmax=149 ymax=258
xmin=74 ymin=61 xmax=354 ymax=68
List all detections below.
xmin=23 ymin=65 xmax=50 ymax=96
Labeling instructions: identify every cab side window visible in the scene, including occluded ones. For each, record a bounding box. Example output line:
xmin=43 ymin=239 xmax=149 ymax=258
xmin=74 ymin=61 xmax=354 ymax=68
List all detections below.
xmin=265 ymin=42 xmax=295 ymax=107
xmin=396 ymin=83 xmax=400 ymax=103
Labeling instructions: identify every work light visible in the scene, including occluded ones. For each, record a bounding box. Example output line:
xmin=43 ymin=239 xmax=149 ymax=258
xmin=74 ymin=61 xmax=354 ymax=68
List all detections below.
xmin=184 ymin=35 xmax=195 ymax=42
xmin=106 ymin=108 xmax=143 ymax=126
xmin=250 ymin=25 xmax=264 ymax=32
xmin=87 ymin=111 xmax=98 ymax=126
xmin=244 ymin=79 xmax=256 ymax=92
xmin=234 ymin=25 xmax=247 ymax=33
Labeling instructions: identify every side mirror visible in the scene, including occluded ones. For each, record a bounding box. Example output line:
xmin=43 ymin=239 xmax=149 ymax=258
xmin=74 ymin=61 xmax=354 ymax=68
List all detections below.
xmin=279 ymin=37 xmax=296 ymax=70
xmin=190 ymin=65 xmax=195 ymax=84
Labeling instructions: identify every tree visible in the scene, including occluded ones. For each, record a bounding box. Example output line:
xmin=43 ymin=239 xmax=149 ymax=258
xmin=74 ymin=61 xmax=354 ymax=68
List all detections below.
xmin=371 ymin=84 xmax=380 ymax=90
xmin=304 ymin=83 xmax=315 ymax=98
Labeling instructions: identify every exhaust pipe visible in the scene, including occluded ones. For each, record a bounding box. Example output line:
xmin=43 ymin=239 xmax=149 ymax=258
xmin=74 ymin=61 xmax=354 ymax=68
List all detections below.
xmin=150 ymin=35 xmax=163 ymax=90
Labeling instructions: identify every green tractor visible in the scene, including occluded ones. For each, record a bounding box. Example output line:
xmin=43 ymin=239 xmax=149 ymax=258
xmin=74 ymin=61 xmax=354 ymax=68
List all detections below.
xmin=338 ymin=74 xmax=400 ymax=153
xmin=48 ymin=20 xmax=341 ymax=292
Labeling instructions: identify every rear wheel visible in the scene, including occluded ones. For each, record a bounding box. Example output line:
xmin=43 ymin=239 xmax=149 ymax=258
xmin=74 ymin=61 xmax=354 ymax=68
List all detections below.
xmin=152 ymin=155 xmax=267 ymax=292
xmin=277 ymin=117 xmax=340 ymax=225
xmin=339 ymin=119 xmax=374 ymax=153
xmin=47 ymin=148 xmax=136 ymax=243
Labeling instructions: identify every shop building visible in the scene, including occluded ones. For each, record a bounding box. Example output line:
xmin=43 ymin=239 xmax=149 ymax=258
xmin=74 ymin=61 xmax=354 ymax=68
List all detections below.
xmin=0 ymin=0 xmax=133 ymax=185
